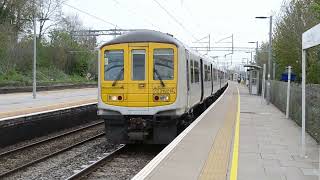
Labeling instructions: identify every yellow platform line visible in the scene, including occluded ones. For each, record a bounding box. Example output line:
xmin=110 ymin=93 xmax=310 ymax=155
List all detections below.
xmin=199 ymin=87 xmax=238 ymax=180
xmin=230 ymin=87 xmax=240 ymax=180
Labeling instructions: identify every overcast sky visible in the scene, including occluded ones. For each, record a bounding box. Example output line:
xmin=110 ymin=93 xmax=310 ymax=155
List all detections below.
xmin=62 ymin=0 xmax=285 ymax=68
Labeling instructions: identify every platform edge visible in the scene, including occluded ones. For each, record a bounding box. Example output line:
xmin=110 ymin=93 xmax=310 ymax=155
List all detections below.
xmin=132 ymin=85 xmax=230 ymax=180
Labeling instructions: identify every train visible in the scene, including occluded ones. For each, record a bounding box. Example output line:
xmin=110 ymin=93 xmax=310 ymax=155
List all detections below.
xmin=97 ymin=30 xmax=228 ymax=144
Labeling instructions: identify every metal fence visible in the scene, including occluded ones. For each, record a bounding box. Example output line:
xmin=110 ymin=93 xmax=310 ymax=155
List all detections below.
xmin=270 ymin=80 xmax=320 ymax=142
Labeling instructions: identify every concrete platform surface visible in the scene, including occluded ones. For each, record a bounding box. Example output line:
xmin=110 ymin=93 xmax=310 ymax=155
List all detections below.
xmin=238 ymin=85 xmax=319 ymax=180
xmin=133 ymin=83 xmax=239 ymax=180
xmin=133 ymin=83 xmax=320 ymax=180
xmin=0 ymin=88 xmax=97 ymax=119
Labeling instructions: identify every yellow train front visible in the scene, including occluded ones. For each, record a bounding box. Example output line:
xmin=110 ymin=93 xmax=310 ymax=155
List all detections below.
xmin=98 ymin=30 xmax=227 ymax=144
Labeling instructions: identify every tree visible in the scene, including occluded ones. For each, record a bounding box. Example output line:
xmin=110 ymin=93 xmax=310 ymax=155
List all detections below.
xmin=0 ymin=0 xmax=32 ymax=30
xmin=0 ymin=0 xmax=34 ymax=77
xmin=0 ymin=2 xmax=97 ymax=85
xmin=46 ymin=15 xmax=97 ymax=76
xmin=311 ymin=0 xmax=320 ymax=18
xmin=36 ymin=0 xmax=63 ymax=40
xmin=272 ymin=0 xmax=319 ymax=83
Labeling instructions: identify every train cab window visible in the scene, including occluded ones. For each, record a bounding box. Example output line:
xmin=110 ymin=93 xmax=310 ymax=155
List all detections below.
xmin=104 ymin=50 xmax=124 ymax=81
xmin=131 ymin=50 xmax=146 ymax=80
xmin=194 ymin=61 xmax=200 ymax=83
xmin=153 ymin=49 xmax=174 ymax=80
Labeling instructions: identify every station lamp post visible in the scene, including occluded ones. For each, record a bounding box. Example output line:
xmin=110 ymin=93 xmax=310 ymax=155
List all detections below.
xmin=22 ymin=1 xmax=50 ymax=99
xmin=255 ymin=16 xmax=273 ymax=105
xmin=32 ymin=16 xmax=49 ymax=99
xmin=33 ymin=16 xmax=37 ymax=99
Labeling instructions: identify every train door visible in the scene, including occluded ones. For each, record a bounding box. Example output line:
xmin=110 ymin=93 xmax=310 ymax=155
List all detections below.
xmin=200 ymin=59 xmax=204 ymax=102
xmin=186 ymin=50 xmax=190 ymax=109
xmin=210 ymin=64 xmax=213 ymax=95
xmin=127 ymin=46 xmax=149 ymax=107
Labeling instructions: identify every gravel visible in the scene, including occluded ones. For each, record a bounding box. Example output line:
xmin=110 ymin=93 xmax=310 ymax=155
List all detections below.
xmin=4 ymin=136 xmax=110 ymax=180
xmin=0 ymin=119 xmax=165 ymax=180
xmin=4 ymin=142 xmax=163 ymax=180
xmin=85 ymin=145 xmax=164 ymax=180
xmin=0 ymin=122 xmax=104 ymax=177
xmin=0 ymin=120 xmax=102 ymax=154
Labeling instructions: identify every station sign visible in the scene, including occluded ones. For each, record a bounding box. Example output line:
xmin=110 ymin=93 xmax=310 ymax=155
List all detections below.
xmin=303 ymin=23 xmax=320 ymax=50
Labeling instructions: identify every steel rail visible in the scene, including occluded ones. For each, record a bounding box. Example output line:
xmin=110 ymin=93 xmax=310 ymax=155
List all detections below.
xmin=0 ymin=121 xmax=104 ymax=157
xmin=0 ymin=133 xmax=105 ymax=178
xmin=0 ymin=123 xmax=105 ymax=178
xmin=66 ymin=144 xmax=127 ymax=180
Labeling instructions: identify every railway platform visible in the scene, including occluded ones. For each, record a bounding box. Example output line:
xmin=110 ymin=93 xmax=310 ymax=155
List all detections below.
xmin=133 ymin=83 xmax=319 ymax=180
xmin=0 ymin=88 xmax=97 ymax=120
xmin=0 ymin=87 xmax=98 ymax=147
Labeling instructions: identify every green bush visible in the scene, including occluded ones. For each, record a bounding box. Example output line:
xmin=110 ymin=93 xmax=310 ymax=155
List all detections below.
xmin=0 ymin=67 xmax=95 ymax=87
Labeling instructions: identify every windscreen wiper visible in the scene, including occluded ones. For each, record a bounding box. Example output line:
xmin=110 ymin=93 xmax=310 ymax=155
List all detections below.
xmin=154 ymin=69 xmax=165 ymax=87
xmin=112 ymin=68 xmax=124 ymax=86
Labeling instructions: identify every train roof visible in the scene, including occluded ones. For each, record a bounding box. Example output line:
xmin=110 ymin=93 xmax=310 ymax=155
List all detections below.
xmin=99 ymin=30 xmax=223 ymax=71
xmin=100 ymin=30 xmax=182 ymax=48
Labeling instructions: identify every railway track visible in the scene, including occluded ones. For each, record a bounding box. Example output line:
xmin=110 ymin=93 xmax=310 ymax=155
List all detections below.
xmin=65 ymin=144 xmax=162 ymax=180
xmin=66 ymin=144 xmax=127 ymax=180
xmin=0 ymin=121 xmax=105 ymax=178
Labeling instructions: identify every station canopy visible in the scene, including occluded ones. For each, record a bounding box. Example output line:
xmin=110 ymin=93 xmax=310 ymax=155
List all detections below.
xmin=244 ymin=64 xmax=262 ymax=70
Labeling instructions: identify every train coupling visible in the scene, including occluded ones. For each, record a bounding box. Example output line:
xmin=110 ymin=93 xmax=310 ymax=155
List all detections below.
xmin=127 ymin=117 xmax=150 ymax=141
xmin=128 ymin=117 xmax=148 ymax=130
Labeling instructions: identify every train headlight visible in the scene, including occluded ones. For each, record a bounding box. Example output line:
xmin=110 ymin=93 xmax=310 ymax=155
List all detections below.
xmin=109 ymin=95 xmax=117 ymax=101
xmin=108 ymin=95 xmax=123 ymax=101
xmin=160 ymin=95 xmax=169 ymax=101
xmin=154 ymin=94 xmax=170 ymax=102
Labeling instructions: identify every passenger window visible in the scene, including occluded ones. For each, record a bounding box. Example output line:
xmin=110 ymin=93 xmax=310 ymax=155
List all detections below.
xmin=104 ymin=50 xmax=124 ymax=81
xmin=186 ymin=51 xmax=190 ymax=90
xmin=213 ymin=69 xmax=215 ymax=80
xmin=132 ymin=50 xmax=146 ymax=80
xmin=208 ymin=69 xmax=210 ymax=81
xmin=208 ymin=66 xmax=211 ymax=81
xmin=209 ymin=64 xmax=212 ymax=81
xmin=194 ymin=61 xmax=200 ymax=83
xmin=205 ymin=65 xmax=209 ymax=81
xmin=154 ymin=49 xmax=174 ymax=80
xmin=191 ymin=60 xmax=194 ymax=83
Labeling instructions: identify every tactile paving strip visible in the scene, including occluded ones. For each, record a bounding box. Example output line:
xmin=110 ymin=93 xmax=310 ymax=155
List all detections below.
xmin=199 ymin=89 xmax=238 ymax=180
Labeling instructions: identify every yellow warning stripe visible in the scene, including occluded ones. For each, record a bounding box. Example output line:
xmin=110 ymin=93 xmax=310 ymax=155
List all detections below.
xmin=230 ymin=87 xmax=240 ymax=180
xmin=199 ymin=87 xmax=238 ymax=180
